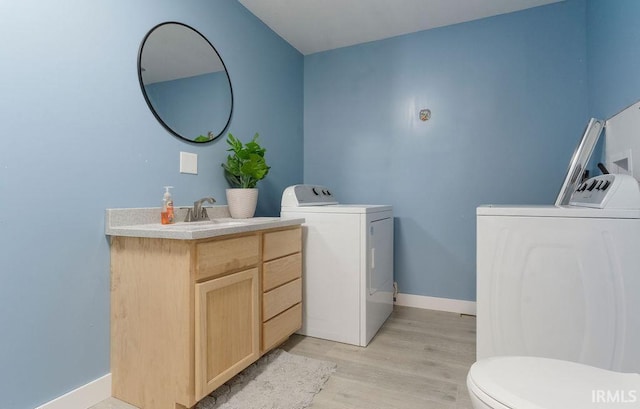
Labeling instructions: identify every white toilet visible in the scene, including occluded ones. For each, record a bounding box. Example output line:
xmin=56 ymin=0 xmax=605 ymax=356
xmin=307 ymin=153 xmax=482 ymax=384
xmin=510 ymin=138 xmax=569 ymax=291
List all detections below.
xmin=467 ymin=356 xmax=640 ymax=409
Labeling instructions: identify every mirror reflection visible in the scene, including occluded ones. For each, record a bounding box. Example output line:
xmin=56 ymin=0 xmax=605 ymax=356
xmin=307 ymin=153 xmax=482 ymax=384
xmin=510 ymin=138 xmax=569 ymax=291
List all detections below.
xmin=138 ymin=22 xmax=233 ymax=143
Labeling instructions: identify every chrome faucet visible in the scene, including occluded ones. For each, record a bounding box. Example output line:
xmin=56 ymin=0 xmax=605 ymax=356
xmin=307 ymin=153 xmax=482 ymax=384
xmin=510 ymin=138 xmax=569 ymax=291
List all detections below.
xmin=185 ymin=197 xmax=216 ymax=222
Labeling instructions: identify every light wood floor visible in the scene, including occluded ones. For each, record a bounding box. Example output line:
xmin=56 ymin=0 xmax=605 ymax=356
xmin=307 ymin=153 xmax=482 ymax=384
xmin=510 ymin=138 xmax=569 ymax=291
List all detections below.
xmin=93 ymin=306 xmax=476 ymax=409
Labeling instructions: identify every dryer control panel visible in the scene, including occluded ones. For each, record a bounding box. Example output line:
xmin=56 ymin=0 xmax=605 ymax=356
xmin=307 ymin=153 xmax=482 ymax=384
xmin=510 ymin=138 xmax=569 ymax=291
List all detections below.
xmin=281 ymin=184 xmax=339 ymax=207
xmin=569 ymin=174 xmax=640 ymax=209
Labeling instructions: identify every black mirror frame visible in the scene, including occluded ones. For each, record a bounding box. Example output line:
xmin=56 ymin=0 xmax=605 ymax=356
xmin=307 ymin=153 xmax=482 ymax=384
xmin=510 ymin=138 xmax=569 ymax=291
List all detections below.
xmin=137 ymin=21 xmax=234 ymax=144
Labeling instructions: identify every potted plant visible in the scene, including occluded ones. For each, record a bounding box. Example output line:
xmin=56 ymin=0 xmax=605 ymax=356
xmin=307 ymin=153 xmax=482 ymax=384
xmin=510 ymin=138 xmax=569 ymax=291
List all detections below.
xmin=221 ymin=132 xmax=270 ymax=218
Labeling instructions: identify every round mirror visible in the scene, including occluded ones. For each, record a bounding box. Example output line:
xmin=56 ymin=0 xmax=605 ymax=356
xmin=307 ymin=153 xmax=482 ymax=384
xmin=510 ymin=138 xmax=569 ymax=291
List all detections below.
xmin=138 ymin=22 xmax=233 ymax=143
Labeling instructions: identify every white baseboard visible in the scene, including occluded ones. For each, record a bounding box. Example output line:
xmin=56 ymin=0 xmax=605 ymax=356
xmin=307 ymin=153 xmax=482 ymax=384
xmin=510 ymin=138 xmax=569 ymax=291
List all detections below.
xmin=395 ymin=293 xmax=476 ymax=316
xmin=36 ymin=373 xmax=111 ymax=409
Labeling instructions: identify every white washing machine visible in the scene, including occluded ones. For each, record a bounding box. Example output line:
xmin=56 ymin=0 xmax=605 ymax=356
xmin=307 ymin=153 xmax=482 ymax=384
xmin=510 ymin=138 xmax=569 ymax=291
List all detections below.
xmin=281 ymin=185 xmax=394 ymax=346
xmin=476 ymin=173 xmax=640 ymax=372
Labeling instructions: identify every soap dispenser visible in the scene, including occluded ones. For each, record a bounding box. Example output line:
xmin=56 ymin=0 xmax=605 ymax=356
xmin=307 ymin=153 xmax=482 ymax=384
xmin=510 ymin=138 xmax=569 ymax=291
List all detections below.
xmin=161 ymin=186 xmax=175 ymax=224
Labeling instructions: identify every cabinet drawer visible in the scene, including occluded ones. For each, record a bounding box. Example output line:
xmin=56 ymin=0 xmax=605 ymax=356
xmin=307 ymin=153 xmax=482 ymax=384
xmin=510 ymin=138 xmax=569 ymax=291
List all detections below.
xmin=262 ymin=303 xmax=302 ymax=352
xmin=263 ymin=253 xmax=301 ymax=292
xmin=262 ymin=278 xmax=302 ymax=321
xmin=196 ymin=235 xmax=260 ymax=281
xmin=263 ymin=227 xmax=301 ymax=261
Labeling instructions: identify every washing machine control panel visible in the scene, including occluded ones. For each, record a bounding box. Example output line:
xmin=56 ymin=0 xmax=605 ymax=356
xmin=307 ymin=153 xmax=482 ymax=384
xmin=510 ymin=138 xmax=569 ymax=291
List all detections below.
xmin=281 ymin=184 xmax=339 ymax=206
xmin=570 ymin=174 xmax=640 ymax=209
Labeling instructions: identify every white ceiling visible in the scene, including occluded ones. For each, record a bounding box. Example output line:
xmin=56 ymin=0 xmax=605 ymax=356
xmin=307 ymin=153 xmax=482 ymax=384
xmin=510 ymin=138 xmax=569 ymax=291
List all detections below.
xmin=238 ymin=0 xmax=563 ymax=55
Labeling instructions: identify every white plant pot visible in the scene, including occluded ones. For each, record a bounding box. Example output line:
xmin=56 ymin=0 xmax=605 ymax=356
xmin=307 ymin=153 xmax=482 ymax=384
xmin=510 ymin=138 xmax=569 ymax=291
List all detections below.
xmin=226 ymin=188 xmax=259 ymax=219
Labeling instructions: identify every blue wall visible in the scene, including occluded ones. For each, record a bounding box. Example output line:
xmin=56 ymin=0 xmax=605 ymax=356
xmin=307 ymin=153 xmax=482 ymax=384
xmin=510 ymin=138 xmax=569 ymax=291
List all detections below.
xmin=587 ymin=0 xmax=640 ymax=119
xmin=304 ymin=0 xmax=588 ymax=302
xmin=0 ymin=1 xmax=302 ymax=407
xmin=4 ymin=0 xmax=640 ymax=407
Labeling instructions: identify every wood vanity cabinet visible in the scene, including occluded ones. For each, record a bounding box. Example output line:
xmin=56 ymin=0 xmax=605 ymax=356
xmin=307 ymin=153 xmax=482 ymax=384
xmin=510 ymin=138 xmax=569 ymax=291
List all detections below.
xmin=110 ymin=226 xmax=301 ymax=409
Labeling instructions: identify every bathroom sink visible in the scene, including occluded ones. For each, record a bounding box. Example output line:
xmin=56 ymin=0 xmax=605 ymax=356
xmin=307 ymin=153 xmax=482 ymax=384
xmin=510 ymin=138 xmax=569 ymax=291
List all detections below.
xmin=162 ymin=219 xmax=248 ymax=231
xmin=188 ymin=217 xmax=273 ymax=226
xmin=209 ymin=218 xmax=247 ymax=225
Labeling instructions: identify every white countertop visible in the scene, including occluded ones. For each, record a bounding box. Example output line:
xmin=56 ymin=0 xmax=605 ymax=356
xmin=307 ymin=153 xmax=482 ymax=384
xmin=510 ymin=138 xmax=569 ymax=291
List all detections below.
xmin=105 ymin=206 xmax=304 ymax=240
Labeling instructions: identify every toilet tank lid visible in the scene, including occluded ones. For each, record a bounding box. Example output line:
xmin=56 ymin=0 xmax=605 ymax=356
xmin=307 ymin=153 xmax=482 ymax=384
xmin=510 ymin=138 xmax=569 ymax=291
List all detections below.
xmin=468 ymin=356 xmax=640 ymax=409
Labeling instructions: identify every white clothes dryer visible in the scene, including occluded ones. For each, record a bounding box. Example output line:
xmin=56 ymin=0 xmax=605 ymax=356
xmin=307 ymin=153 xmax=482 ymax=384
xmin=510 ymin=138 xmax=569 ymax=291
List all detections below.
xmin=281 ymin=185 xmax=394 ymax=346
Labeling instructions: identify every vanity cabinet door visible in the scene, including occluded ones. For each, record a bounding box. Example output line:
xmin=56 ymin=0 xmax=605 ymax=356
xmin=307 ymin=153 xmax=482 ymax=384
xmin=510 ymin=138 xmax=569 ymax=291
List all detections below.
xmin=194 ymin=267 xmax=259 ymax=400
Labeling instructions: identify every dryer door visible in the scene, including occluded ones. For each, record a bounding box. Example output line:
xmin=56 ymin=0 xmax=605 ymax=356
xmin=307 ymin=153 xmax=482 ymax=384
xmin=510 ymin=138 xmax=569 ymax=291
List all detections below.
xmin=368 ymin=217 xmax=393 ymax=296
xmin=365 ymin=216 xmax=394 ymax=345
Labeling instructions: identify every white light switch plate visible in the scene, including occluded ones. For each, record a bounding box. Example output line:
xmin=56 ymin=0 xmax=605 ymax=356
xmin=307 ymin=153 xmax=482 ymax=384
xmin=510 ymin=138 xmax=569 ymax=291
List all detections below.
xmin=180 ymin=152 xmax=198 ymax=174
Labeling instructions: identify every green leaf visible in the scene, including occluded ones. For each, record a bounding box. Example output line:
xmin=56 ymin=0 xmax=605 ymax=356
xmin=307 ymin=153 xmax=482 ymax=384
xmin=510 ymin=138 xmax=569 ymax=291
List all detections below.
xmin=221 ymin=133 xmax=270 ymax=188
